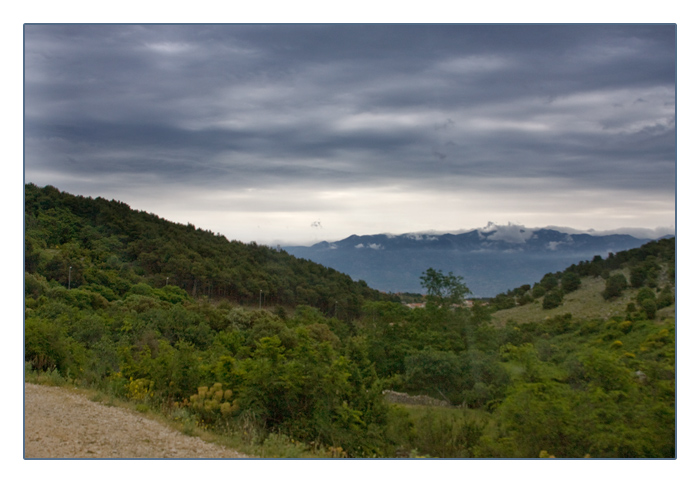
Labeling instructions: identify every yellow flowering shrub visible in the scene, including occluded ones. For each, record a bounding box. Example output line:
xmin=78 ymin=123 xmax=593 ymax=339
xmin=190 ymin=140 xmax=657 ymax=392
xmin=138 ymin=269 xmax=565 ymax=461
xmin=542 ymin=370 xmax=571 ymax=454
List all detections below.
xmin=180 ymin=383 xmax=239 ymax=424
xmin=127 ymin=377 xmax=154 ymax=401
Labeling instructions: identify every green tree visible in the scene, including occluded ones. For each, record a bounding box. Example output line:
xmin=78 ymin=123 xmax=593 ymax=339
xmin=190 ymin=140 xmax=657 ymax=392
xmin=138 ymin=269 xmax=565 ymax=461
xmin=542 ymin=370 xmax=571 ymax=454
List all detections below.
xmin=561 ymin=272 xmax=581 ymax=293
xmin=656 ymin=286 xmax=674 ymax=308
xmin=491 ymin=293 xmax=516 ymax=310
xmin=531 ymin=283 xmax=546 ymax=298
xmin=639 ymin=298 xmax=657 ymax=320
xmin=602 ymin=273 xmax=628 ymax=300
xmin=542 ymin=290 xmax=563 ymax=310
xmin=629 ymin=266 xmax=648 ymax=288
xmin=404 ymin=349 xmax=469 ymax=404
xmin=488 ymin=381 xmax=578 ymax=457
xmin=540 ymin=273 xmax=559 ymax=292
xmin=420 ymin=268 xmax=471 ymax=308
xmin=636 ymin=287 xmax=656 ymax=305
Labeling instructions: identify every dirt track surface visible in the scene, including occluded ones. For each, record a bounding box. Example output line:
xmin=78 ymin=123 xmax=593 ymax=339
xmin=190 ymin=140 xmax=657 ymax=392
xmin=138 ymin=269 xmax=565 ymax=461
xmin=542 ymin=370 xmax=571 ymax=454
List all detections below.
xmin=24 ymin=383 xmax=249 ymax=459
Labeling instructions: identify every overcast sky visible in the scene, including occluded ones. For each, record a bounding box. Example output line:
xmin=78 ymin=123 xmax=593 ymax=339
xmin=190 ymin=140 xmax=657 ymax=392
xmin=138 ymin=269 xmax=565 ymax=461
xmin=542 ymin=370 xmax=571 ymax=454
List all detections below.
xmin=24 ymin=24 xmax=676 ymax=245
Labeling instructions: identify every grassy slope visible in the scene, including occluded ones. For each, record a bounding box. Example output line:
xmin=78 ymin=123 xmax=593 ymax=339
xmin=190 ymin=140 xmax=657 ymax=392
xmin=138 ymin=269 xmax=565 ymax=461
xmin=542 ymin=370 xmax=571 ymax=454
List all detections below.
xmin=490 ymin=268 xmax=675 ymax=327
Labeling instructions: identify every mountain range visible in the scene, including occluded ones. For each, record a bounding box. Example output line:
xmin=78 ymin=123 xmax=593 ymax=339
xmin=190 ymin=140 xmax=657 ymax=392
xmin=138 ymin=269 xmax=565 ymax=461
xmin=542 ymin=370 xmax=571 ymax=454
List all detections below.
xmin=284 ymin=224 xmax=670 ymax=297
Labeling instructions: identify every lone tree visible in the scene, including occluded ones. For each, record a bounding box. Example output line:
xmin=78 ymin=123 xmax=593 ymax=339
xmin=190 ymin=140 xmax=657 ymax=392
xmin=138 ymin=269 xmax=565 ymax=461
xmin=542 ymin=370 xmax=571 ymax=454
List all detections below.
xmin=420 ymin=268 xmax=471 ymax=308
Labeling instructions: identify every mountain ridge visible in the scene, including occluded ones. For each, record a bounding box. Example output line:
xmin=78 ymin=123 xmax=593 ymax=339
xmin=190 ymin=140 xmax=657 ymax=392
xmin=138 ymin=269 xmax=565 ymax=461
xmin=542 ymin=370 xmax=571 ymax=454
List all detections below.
xmin=284 ymin=225 xmax=663 ymax=297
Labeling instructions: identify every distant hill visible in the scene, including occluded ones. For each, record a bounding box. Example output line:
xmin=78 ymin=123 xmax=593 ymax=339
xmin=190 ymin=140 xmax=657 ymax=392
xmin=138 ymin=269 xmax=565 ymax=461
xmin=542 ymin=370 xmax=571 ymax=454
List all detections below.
xmin=285 ymin=225 xmax=662 ymax=297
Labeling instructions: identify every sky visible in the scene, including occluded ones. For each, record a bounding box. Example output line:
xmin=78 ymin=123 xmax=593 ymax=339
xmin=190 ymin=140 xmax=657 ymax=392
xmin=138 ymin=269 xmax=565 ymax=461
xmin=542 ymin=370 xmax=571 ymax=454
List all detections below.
xmin=23 ymin=24 xmax=677 ymax=246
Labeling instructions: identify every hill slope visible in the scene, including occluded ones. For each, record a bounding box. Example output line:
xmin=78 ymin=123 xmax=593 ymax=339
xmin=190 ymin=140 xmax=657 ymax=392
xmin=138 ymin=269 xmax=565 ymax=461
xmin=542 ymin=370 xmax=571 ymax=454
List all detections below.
xmin=24 ymin=183 xmax=393 ymax=317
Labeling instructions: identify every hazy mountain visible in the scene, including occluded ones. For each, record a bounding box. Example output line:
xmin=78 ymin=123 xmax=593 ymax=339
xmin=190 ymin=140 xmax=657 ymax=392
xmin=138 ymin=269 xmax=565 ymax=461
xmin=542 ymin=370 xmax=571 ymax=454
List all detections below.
xmin=284 ymin=224 xmax=660 ymax=297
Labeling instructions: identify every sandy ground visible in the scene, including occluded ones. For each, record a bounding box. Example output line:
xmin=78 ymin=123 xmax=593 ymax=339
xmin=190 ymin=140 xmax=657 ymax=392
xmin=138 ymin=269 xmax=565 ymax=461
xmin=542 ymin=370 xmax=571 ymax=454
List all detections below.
xmin=24 ymin=383 xmax=249 ymax=459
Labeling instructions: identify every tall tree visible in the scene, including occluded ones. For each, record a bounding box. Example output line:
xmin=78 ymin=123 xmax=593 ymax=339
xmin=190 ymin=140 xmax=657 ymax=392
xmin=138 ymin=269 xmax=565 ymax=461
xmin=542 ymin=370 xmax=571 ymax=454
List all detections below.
xmin=420 ymin=268 xmax=471 ymax=308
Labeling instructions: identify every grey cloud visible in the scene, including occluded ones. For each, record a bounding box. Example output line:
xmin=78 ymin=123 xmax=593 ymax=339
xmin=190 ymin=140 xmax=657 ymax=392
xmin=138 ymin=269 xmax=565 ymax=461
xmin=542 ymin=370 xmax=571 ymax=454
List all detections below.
xmin=24 ymin=24 xmax=676 ymax=241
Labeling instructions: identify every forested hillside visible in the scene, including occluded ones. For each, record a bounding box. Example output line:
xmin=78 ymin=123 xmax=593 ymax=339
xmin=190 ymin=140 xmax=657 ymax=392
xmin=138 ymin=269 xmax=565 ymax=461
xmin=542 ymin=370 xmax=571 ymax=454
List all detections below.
xmin=24 ymin=184 xmax=675 ymax=458
xmin=24 ymin=183 xmax=393 ymax=316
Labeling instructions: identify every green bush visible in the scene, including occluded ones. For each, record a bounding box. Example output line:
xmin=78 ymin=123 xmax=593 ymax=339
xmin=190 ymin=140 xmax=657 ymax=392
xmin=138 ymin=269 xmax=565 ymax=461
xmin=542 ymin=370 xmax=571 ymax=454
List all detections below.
xmin=410 ymin=408 xmax=484 ymax=458
xmin=404 ymin=349 xmax=470 ymax=404
xmin=561 ymin=272 xmax=581 ymax=293
xmin=603 ymin=274 xmax=628 ymax=300
xmin=639 ymin=298 xmax=657 ymax=319
xmin=542 ymin=291 xmax=563 ymax=310
xmin=636 ymin=287 xmax=656 ymax=305
xmin=656 ymin=287 xmax=674 ymax=309
xmin=25 ymin=317 xmax=71 ymax=372
xmin=532 ymin=284 xmax=546 ymax=298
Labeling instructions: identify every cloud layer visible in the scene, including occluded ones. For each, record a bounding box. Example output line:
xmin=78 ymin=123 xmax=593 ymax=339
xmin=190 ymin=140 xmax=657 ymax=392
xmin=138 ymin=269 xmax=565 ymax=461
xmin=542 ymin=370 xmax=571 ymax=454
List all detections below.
xmin=24 ymin=24 xmax=676 ymax=244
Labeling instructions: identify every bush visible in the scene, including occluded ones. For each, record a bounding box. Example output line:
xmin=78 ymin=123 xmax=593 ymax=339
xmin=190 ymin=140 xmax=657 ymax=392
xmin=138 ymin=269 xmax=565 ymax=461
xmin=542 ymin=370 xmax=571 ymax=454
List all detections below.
xmin=532 ymin=284 xmax=546 ymax=298
xmin=636 ymin=287 xmax=656 ymax=305
xmin=540 ymin=273 xmax=559 ymax=292
xmin=656 ymin=287 xmax=674 ymax=309
xmin=181 ymin=383 xmax=239 ymax=425
xmin=491 ymin=293 xmax=516 ymax=311
xmin=639 ymin=298 xmax=657 ymax=320
xmin=404 ymin=349 xmax=469 ymax=404
xmin=25 ymin=317 xmax=70 ymax=372
xmin=409 ymin=408 xmax=484 ymax=458
xmin=630 ymin=266 xmax=648 ymax=288
xmin=25 ymin=272 xmax=48 ymax=297
xmin=603 ymin=274 xmax=628 ymax=300
xmin=542 ymin=291 xmax=563 ymax=310
xmin=561 ymin=272 xmax=581 ymax=293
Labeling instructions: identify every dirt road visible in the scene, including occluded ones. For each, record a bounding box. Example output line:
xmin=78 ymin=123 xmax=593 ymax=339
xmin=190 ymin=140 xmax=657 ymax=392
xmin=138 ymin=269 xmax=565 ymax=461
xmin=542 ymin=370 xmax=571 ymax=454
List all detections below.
xmin=24 ymin=383 xmax=249 ymax=459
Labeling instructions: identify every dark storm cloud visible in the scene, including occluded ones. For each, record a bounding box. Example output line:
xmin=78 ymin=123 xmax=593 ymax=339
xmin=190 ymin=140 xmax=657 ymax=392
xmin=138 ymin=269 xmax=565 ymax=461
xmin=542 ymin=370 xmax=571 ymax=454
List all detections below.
xmin=24 ymin=24 xmax=676 ymax=241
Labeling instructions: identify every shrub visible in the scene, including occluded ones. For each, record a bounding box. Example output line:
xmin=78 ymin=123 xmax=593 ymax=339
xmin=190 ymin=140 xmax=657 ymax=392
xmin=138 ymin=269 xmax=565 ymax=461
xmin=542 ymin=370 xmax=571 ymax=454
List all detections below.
xmin=561 ymin=272 xmax=581 ymax=294
xmin=404 ymin=349 xmax=469 ymax=404
xmin=542 ymin=291 xmax=563 ymax=310
xmin=603 ymin=274 xmax=627 ymax=300
xmin=540 ymin=273 xmax=559 ymax=292
xmin=619 ymin=320 xmax=633 ymax=334
xmin=127 ymin=378 xmax=154 ymax=401
xmin=656 ymin=287 xmax=674 ymax=309
xmin=532 ymin=284 xmax=546 ymax=298
xmin=636 ymin=287 xmax=656 ymax=305
xmin=25 ymin=272 xmax=48 ymax=297
xmin=409 ymin=408 xmax=484 ymax=458
xmin=25 ymin=317 xmax=70 ymax=373
xmin=129 ymin=282 xmax=154 ymax=297
xmin=182 ymin=383 xmax=239 ymax=425
xmin=639 ymin=298 xmax=657 ymax=320
xmin=491 ymin=293 xmax=516 ymax=311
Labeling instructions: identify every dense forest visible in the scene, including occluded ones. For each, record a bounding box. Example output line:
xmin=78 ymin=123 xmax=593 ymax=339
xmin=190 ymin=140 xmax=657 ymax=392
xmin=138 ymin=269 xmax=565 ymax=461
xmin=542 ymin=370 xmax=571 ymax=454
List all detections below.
xmin=24 ymin=184 xmax=394 ymax=315
xmin=24 ymin=184 xmax=675 ymax=458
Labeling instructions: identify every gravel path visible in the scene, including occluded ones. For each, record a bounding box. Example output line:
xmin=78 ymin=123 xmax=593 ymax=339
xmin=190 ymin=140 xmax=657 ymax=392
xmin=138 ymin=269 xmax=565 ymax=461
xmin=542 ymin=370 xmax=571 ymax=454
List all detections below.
xmin=24 ymin=383 xmax=249 ymax=459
